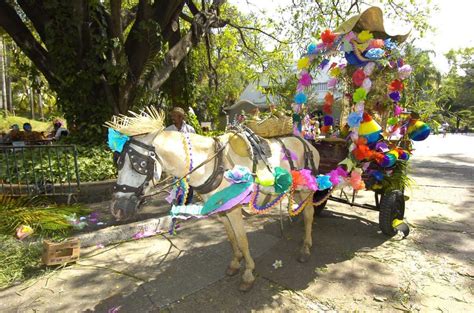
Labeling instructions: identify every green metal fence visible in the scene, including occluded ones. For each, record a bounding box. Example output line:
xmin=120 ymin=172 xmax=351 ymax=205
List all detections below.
xmin=0 ymin=144 xmax=80 ymax=196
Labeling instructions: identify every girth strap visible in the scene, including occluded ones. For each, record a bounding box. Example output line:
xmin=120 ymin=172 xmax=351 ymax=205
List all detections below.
xmin=193 ymin=137 xmax=226 ymax=195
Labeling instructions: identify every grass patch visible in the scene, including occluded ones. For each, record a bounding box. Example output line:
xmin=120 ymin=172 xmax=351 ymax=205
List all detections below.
xmin=0 ymin=115 xmax=51 ymax=133
xmin=0 ymin=235 xmax=46 ymax=288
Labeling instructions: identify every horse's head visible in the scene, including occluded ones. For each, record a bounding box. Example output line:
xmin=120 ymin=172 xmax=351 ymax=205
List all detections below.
xmin=110 ymin=133 xmax=163 ymax=220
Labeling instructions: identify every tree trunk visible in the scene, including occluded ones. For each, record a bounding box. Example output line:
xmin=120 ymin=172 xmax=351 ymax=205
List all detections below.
xmin=38 ymin=89 xmax=44 ymax=120
xmin=0 ymin=37 xmax=6 ymax=113
xmin=29 ymin=87 xmax=35 ymax=119
xmin=4 ymin=40 xmax=13 ymax=113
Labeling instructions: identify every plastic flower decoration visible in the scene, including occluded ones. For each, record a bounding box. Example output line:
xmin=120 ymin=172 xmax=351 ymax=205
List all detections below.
xmin=362 ymin=77 xmax=372 ymax=92
xmin=329 ymin=66 xmax=341 ymax=77
xmin=398 ymin=64 xmax=412 ymax=80
xmin=307 ymin=42 xmax=318 ymax=54
xmin=317 ymin=175 xmax=333 ymax=190
xmin=352 ymin=68 xmax=366 ymax=86
xmin=384 ymin=38 xmax=397 ymax=50
xmin=358 ymin=30 xmax=373 ymax=42
xmin=348 ymin=112 xmax=363 ymax=127
xmin=321 ymin=29 xmax=337 ymax=46
xmin=389 ymin=79 xmax=404 ymax=91
xmin=299 ymin=72 xmax=312 ymax=87
xmin=324 ymin=92 xmax=335 ymax=105
xmin=369 ymin=39 xmax=384 ymax=48
xmin=394 ymin=105 xmax=403 ymax=116
xmin=297 ymin=57 xmax=310 ymax=70
xmin=353 ymin=87 xmax=367 ymax=102
xmin=363 ymin=62 xmax=376 ymax=75
xmin=294 ymin=92 xmax=307 ymax=104
xmin=389 ymin=91 xmax=401 ymax=102
xmin=366 ymin=48 xmax=385 ymax=59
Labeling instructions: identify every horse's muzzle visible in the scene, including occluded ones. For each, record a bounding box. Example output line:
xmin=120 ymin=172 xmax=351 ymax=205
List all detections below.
xmin=110 ymin=195 xmax=140 ymax=221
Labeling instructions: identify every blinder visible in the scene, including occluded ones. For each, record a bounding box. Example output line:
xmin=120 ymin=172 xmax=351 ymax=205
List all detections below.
xmin=114 ymin=138 xmax=158 ymax=195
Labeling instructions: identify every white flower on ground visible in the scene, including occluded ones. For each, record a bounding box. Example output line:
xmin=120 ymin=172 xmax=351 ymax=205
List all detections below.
xmin=272 ymin=259 xmax=283 ymax=269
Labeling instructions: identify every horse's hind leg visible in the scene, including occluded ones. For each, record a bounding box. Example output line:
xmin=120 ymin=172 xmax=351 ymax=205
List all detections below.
xmin=298 ymin=193 xmax=315 ymax=263
xmin=225 ymin=207 xmax=255 ymax=292
xmin=220 ymin=212 xmax=243 ymax=276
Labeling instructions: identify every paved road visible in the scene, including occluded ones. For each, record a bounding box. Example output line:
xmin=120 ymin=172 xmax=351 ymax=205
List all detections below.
xmin=1 ymin=134 xmax=473 ymax=312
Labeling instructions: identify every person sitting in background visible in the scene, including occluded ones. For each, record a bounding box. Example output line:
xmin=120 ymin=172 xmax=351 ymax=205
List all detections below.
xmin=2 ymin=124 xmax=22 ymax=143
xmin=165 ymin=107 xmax=196 ymax=133
xmin=49 ymin=119 xmax=69 ymax=140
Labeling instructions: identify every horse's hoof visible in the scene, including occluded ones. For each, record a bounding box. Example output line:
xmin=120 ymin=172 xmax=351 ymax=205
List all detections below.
xmin=226 ymin=266 xmax=240 ymax=276
xmin=297 ymin=253 xmax=310 ymax=263
xmin=239 ymin=280 xmax=255 ymax=292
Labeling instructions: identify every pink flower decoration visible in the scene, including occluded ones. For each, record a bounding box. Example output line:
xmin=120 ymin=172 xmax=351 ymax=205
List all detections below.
xmin=300 ymin=169 xmax=318 ymax=190
xmin=299 ymin=72 xmax=312 ymax=86
xmin=398 ymin=64 xmax=412 ymax=80
xmin=344 ymin=31 xmax=357 ymax=41
xmin=394 ymin=105 xmax=403 ymax=116
xmin=327 ymin=78 xmax=338 ymax=88
xmin=328 ymin=169 xmax=341 ymax=185
xmin=335 ymin=166 xmax=348 ymax=177
xmin=362 ymin=77 xmax=372 ymax=92
xmin=363 ymin=62 xmax=376 ymax=76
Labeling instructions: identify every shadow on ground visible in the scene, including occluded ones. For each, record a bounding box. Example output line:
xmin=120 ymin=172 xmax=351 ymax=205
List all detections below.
xmin=76 ymin=209 xmax=390 ymax=312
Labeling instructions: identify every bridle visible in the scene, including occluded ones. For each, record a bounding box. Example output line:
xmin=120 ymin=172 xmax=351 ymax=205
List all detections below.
xmin=113 ymin=137 xmax=161 ymax=196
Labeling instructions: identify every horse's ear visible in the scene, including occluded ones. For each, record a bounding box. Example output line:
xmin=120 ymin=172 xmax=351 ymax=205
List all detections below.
xmin=228 ymin=133 xmax=251 ymax=157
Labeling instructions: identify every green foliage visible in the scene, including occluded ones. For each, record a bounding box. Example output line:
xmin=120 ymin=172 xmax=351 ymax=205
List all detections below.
xmin=0 ymin=196 xmax=91 ymax=237
xmin=381 ymin=160 xmax=414 ymax=193
xmin=0 ymin=235 xmax=44 ymax=288
xmin=75 ymin=145 xmax=116 ymax=182
xmin=187 ymin=111 xmax=203 ymax=135
xmin=0 ymin=144 xmax=116 ymax=185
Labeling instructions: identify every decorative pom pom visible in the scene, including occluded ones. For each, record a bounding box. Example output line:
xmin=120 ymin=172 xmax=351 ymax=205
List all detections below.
xmin=297 ymin=57 xmax=310 ymax=70
xmin=352 ymin=68 xmax=366 ymax=86
xmin=358 ymin=30 xmax=373 ymax=42
xmin=321 ymin=29 xmax=337 ymax=46
xmin=353 ymin=88 xmax=367 ymax=102
xmin=323 ymin=115 xmax=334 ymax=126
xmin=389 ymin=91 xmax=401 ymax=102
xmin=294 ymin=92 xmax=307 ymax=104
xmin=366 ymin=48 xmax=385 ymax=59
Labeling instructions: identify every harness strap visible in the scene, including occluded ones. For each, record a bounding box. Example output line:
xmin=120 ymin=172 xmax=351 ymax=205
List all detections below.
xmin=193 ymin=137 xmax=226 ymax=195
xmin=275 ymin=137 xmax=296 ymax=171
xmin=294 ymin=136 xmax=318 ymax=176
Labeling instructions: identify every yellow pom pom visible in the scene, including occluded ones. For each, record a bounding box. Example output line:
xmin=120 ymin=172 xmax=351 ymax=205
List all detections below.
xmin=329 ymin=67 xmax=341 ymax=77
xmin=392 ymin=218 xmax=404 ymax=228
xmin=297 ymin=57 xmax=310 ymax=70
xmin=388 ymin=150 xmax=399 ymax=159
xmin=358 ymin=30 xmax=373 ymax=42
xmin=255 ymin=169 xmax=275 ymax=187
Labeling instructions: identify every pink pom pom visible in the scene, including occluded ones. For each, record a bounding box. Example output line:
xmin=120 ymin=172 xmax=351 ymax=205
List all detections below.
xmin=299 ymin=72 xmax=312 ymax=87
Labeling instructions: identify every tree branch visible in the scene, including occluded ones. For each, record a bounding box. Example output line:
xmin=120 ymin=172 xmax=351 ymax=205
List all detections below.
xmin=17 ymin=0 xmax=49 ymax=43
xmin=226 ymin=22 xmax=286 ymax=44
xmin=0 ymin=2 xmax=57 ymax=85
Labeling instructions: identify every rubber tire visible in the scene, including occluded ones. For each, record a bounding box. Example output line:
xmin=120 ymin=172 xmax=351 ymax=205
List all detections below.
xmin=379 ymin=190 xmax=405 ymax=236
xmin=313 ymin=190 xmax=329 ymax=216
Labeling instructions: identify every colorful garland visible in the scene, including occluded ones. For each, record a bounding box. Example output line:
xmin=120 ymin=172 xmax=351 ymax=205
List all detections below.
xmin=248 ymin=184 xmax=287 ymax=214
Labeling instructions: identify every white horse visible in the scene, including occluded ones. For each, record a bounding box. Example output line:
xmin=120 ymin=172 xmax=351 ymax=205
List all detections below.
xmin=110 ymin=124 xmax=320 ymax=291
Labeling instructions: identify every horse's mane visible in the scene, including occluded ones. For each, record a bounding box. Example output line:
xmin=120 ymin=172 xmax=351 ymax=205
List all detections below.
xmin=104 ymin=106 xmax=165 ymax=136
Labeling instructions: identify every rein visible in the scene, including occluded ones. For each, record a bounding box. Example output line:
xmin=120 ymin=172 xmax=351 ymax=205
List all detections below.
xmin=141 ymin=135 xmax=233 ymax=199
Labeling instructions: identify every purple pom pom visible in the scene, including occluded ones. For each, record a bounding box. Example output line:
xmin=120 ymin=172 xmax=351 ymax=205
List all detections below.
xmin=323 ymin=115 xmax=334 ymax=126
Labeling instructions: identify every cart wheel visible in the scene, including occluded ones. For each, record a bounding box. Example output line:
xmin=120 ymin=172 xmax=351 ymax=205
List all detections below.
xmin=379 ymin=190 xmax=406 ymax=236
xmin=313 ymin=190 xmax=329 ymax=216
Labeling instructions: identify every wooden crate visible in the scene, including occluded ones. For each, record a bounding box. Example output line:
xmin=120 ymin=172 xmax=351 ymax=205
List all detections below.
xmin=42 ymin=238 xmax=80 ymax=266
xmin=312 ymin=138 xmax=348 ymax=174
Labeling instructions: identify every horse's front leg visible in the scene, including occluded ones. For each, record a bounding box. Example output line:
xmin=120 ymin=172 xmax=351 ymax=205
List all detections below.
xmin=225 ymin=206 xmax=256 ymax=292
xmin=298 ymin=192 xmax=315 ymax=263
xmin=220 ymin=212 xmax=243 ymax=276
